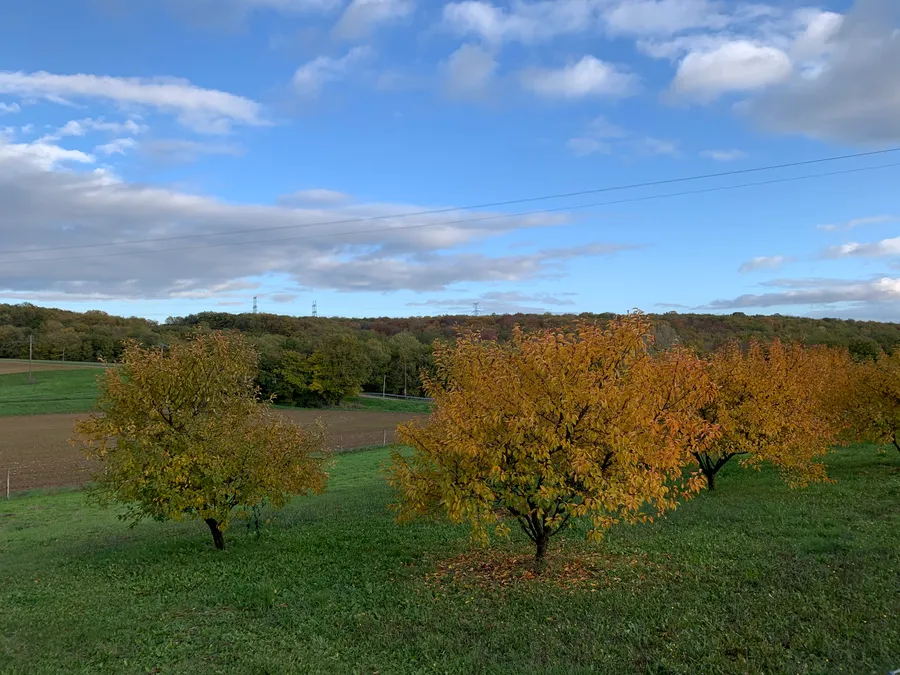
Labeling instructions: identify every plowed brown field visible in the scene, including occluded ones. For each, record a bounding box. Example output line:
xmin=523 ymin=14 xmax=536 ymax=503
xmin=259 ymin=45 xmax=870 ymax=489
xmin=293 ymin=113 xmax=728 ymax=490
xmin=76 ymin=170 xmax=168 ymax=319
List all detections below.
xmin=0 ymin=410 xmax=426 ymax=493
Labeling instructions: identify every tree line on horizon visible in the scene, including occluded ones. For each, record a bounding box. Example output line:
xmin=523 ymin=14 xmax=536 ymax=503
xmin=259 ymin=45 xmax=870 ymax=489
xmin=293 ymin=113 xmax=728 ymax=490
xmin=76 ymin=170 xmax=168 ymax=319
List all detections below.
xmin=2 ymin=302 xmax=897 ymax=406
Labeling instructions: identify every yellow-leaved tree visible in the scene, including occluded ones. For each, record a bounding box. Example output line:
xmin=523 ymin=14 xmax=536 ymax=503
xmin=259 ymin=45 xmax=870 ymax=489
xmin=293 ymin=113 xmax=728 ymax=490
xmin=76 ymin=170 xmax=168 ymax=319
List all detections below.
xmin=74 ymin=332 xmax=328 ymax=550
xmin=848 ymin=349 xmax=900 ymax=455
xmin=391 ymin=314 xmax=718 ymax=562
xmin=695 ymin=339 xmax=845 ymax=491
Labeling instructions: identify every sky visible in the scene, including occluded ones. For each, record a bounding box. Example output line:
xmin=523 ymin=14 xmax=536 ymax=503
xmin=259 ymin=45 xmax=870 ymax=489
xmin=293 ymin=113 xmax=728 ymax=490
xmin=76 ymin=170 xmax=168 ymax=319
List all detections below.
xmin=1 ymin=0 xmax=900 ymax=321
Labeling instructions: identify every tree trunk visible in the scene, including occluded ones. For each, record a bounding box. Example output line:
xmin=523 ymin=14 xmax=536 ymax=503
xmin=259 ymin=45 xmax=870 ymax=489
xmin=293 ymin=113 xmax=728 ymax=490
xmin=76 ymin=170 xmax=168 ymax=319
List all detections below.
xmin=695 ymin=452 xmax=738 ymax=491
xmin=535 ymin=532 xmax=550 ymax=562
xmin=205 ymin=518 xmax=225 ymax=550
xmin=892 ymin=432 xmax=900 ymax=456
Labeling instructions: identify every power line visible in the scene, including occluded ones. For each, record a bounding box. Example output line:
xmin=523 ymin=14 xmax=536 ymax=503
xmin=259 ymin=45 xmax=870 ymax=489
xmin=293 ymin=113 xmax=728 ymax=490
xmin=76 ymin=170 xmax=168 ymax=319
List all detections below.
xmin=1 ymin=160 xmax=898 ymax=266
xmin=3 ymin=146 xmax=899 ymax=259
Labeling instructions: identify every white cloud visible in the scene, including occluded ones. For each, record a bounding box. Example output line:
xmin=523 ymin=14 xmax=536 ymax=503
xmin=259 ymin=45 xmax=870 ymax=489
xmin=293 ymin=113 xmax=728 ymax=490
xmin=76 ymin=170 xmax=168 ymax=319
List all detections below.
xmin=520 ymin=56 xmax=637 ymax=99
xmin=292 ymin=46 xmax=373 ymax=96
xmin=747 ymin=0 xmax=900 ymax=144
xmin=567 ymin=116 xmax=675 ymax=158
xmin=817 ymin=215 xmax=898 ymax=232
xmin=442 ymin=43 xmax=498 ymax=100
xmin=825 ymin=237 xmax=900 ymax=258
xmin=586 ymin=115 xmax=627 ymax=139
xmin=0 ymin=71 xmax=264 ymax=133
xmin=279 ymin=188 xmax=352 ymax=205
xmin=44 ymin=117 xmax=149 ymax=141
xmin=602 ymin=0 xmax=730 ymax=37
xmin=0 ymin=102 xmax=20 ymax=114
xmin=333 ymin=0 xmax=414 ymax=39
xmin=95 ymin=138 xmax=139 ymax=156
xmin=638 ymin=136 xmax=678 ymax=156
xmin=738 ymin=255 xmax=792 ymax=273
xmin=0 ymin=137 xmax=95 ymax=170
xmin=706 ymin=276 xmax=900 ymax=309
xmin=0 ymin=137 xmax=622 ymax=299
xmin=442 ymin=0 xmax=603 ymax=45
xmin=790 ymin=9 xmax=844 ymax=62
xmin=567 ymin=137 xmax=610 ymax=157
xmin=672 ymin=40 xmax=792 ymax=101
xmin=700 ymin=149 xmax=748 ymax=161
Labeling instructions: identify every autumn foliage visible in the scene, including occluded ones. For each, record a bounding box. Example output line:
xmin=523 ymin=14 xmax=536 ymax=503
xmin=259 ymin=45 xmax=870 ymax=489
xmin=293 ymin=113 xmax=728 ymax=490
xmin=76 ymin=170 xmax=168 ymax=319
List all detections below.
xmin=696 ymin=339 xmax=847 ymax=490
xmin=847 ymin=349 xmax=900 ymax=455
xmin=74 ymin=332 xmax=328 ymax=549
xmin=391 ymin=314 xmax=718 ymax=562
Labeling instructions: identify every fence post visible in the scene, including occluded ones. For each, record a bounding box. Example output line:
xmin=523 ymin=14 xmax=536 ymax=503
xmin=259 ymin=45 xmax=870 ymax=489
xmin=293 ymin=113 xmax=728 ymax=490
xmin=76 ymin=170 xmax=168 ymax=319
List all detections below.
xmin=383 ymin=430 xmax=387 ymax=447
xmin=6 ymin=469 xmax=9 ymax=500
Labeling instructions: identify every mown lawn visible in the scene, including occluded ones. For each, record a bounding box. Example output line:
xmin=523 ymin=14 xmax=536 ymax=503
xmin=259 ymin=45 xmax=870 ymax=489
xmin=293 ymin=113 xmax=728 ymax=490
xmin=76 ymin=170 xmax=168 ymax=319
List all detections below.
xmin=1 ymin=446 xmax=898 ymax=674
xmin=0 ymin=367 xmax=430 ymax=416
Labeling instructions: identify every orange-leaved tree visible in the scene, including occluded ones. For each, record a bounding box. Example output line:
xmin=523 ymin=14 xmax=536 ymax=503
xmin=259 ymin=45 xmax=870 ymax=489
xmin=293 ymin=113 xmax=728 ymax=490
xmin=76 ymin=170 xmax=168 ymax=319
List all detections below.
xmin=391 ymin=314 xmax=718 ymax=562
xmin=74 ymin=332 xmax=328 ymax=550
xmin=847 ymin=349 xmax=900 ymax=455
xmin=696 ymin=339 xmax=846 ymax=491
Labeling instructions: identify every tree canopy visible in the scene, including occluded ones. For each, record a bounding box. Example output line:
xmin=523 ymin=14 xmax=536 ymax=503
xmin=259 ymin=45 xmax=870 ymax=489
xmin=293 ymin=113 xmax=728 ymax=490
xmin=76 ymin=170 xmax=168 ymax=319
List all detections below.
xmin=74 ymin=332 xmax=329 ymax=549
xmin=391 ymin=315 xmax=718 ymax=562
xmin=695 ymin=339 xmax=846 ymax=490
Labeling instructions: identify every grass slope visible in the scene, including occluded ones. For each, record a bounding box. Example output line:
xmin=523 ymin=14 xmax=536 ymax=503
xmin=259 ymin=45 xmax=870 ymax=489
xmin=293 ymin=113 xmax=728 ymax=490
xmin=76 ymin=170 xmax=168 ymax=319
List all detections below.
xmin=0 ymin=369 xmax=103 ymax=416
xmin=1 ymin=446 xmax=898 ymax=674
xmin=0 ymin=368 xmax=430 ymax=417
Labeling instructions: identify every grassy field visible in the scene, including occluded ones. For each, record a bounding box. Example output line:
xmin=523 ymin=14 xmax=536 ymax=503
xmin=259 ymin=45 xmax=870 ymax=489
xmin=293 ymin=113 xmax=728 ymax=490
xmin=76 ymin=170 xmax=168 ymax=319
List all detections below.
xmin=0 ymin=366 xmax=431 ymax=416
xmin=340 ymin=395 xmax=433 ymax=414
xmin=0 ymin=369 xmax=104 ymax=416
xmin=1 ymin=446 xmax=897 ymax=674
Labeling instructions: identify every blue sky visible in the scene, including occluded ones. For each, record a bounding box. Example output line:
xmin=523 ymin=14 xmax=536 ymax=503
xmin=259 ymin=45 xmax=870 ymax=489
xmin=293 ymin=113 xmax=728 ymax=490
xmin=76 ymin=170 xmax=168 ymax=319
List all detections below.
xmin=1 ymin=0 xmax=899 ymax=320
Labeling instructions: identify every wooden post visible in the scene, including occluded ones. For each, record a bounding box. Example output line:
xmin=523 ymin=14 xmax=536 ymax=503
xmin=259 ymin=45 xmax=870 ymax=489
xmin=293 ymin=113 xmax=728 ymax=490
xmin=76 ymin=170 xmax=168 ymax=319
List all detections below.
xmin=382 ymin=374 xmax=386 ymax=399
xmin=383 ymin=430 xmax=387 ymax=447
xmin=6 ymin=469 xmax=9 ymax=500
xmin=28 ymin=335 xmax=34 ymax=384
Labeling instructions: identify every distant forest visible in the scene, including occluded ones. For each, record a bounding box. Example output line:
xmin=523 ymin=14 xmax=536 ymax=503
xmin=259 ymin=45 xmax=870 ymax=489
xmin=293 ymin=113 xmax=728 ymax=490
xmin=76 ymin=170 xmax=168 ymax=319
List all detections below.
xmin=1 ymin=302 xmax=896 ymax=404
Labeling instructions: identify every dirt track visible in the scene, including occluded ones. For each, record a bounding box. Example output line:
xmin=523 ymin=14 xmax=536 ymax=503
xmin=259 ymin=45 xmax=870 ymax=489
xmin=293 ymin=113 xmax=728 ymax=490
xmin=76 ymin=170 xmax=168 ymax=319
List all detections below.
xmin=0 ymin=410 xmax=426 ymax=493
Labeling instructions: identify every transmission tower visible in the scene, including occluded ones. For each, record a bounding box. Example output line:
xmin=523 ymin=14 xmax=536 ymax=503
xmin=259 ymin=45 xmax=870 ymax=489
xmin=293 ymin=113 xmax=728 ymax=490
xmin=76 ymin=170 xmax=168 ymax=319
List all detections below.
xmin=252 ymin=296 xmax=258 ymax=314
xmin=312 ymin=300 xmax=318 ymax=318
xmin=472 ymin=302 xmax=480 ymax=317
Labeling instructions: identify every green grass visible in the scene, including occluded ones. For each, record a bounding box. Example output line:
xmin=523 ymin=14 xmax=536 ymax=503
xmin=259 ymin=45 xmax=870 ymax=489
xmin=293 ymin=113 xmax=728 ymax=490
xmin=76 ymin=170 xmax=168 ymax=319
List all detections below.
xmin=341 ymin=395 xmax=433 ymax=414
xmin=0 ymin=358 xmax=107 ymax=368
xmin=0 ymin=369 xmax=430 ymax=417
xmin=1 ymin=446 xmax=898 ymax=674
xmin=0 ymin=369 xmax=103 ymax=416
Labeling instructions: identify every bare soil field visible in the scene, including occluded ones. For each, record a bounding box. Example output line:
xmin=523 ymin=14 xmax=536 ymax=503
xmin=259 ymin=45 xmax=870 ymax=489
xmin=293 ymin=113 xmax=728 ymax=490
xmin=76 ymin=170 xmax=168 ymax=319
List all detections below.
xmin=0 ymin=410 xmax=426 ymax=493
xmin=0 ymin=361 xmax=103 ymax=375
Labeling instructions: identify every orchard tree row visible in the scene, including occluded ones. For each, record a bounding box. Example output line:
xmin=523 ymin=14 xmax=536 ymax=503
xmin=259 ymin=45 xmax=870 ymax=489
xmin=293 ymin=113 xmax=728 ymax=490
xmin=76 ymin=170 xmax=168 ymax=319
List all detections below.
xmin=74 ymin=313 xmax=900 ymax=556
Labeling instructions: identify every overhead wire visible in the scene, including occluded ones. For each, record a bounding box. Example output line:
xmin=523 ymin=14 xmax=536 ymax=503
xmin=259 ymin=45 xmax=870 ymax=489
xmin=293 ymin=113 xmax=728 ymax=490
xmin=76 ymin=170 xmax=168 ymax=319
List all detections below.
xmin=1 ymin=160 xmax=898 ymax=266
xmin=2 ymin=146 xmax=899 ymax=258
